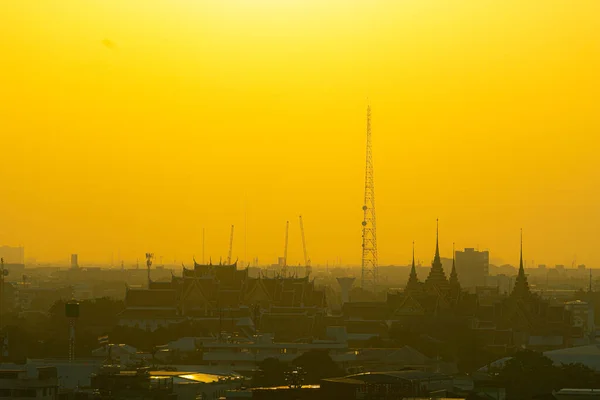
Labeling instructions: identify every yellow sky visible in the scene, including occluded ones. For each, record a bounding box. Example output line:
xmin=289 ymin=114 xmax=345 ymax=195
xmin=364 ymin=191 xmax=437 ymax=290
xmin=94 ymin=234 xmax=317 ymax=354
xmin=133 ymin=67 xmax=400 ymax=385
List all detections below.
xmin=1 ymin=0 xmax=599 ymax=267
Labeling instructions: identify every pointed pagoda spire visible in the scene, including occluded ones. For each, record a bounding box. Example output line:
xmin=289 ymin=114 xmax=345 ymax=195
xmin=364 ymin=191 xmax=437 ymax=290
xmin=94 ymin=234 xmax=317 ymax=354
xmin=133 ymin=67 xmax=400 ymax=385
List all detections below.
xmin=426 ymin=219 xmax=448 ymax=290
xmin=434 ymin=218 xmax=441 ymax=264
xmin=511 ymin=228 xmax=530 ymax=299
xmin=406 ymin=241 xmax=421 ymax=292
xmin=519 ymin=228 xmax=524 ymax=275
xmin=449 ymin=242 xmax=459 ymax=287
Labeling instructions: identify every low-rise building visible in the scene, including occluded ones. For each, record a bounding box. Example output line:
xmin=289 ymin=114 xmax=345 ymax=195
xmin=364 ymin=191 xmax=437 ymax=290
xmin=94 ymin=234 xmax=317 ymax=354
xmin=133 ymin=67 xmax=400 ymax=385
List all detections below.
xmin=0 ymin=367 xmax=59 ymax=400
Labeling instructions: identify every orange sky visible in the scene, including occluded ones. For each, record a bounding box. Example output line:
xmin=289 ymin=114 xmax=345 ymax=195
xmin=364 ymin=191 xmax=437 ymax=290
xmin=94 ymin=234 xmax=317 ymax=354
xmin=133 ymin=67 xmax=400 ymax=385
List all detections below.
xmin=1 ymin=0 xmax=599 ymax=267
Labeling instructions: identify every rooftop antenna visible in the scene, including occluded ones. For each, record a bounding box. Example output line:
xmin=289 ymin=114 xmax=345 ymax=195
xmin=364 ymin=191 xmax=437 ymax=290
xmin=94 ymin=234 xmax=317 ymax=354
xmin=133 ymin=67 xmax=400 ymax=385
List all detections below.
xmin=227 ymin=225 xmax=234 ymax=265
xmin=361 ymin=104 xmax=378 ymax=291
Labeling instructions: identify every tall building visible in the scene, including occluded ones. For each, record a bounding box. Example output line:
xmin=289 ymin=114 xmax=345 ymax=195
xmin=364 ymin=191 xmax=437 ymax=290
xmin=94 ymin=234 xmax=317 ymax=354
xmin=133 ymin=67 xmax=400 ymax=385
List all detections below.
xmin=0 ymin=246 xmax=24 ymax=264
xmin=71 ymin=254 xmax=79 ymax=269
xmin=454 ymin=248 xmax=489 ymax=288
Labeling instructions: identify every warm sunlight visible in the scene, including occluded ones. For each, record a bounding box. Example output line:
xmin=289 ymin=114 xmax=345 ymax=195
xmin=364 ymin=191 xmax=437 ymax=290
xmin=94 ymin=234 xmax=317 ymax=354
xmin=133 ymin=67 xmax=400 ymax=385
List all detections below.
xmin=1 ymin=0 xmax=599 ymax=267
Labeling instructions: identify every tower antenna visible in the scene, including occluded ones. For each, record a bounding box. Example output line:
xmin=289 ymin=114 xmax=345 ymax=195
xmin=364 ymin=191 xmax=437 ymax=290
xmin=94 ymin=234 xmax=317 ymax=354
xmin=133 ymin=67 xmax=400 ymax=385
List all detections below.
xmin=227 ymin=225 xmax=235 ymax=265
xmin=283 ymin=221 xmax=290 ymax=277
xmin=361 ymin=105 xmax=378 ymax=291
xmin=299 ymin=215 xmax=311 ymax=277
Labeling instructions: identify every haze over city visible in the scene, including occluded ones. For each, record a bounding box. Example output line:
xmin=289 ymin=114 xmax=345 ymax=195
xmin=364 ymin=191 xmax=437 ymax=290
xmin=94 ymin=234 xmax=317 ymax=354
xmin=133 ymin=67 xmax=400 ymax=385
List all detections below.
xmin=2 ymin=0 xmax=599 ymax=267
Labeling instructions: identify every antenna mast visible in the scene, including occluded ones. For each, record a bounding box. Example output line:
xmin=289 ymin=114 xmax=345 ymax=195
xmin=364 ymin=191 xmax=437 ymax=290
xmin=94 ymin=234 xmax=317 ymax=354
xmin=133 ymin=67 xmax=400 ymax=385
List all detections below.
xmin=227 ymin=225 xmax=234 ymax=265
xmin=299 ymin=215 xmax=311 ymax=277
xmin=283 ymin=221 xmax=289 ymax=277
xmin=361 ymin=105 xmax=378 ymax=291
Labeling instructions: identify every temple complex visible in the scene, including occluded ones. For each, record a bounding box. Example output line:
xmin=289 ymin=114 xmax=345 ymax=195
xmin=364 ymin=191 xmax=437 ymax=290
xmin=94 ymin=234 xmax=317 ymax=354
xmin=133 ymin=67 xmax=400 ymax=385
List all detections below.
xmin=118 ymin=260 xmax=327 ymax=340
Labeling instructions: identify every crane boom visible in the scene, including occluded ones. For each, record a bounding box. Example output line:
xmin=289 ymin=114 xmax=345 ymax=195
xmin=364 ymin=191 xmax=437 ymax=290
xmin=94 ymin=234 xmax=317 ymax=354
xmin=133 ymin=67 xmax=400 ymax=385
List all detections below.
xmin=299 ymin=215 xmax=311 ymax=277
xmin=227 ymin=225 xmax=234 ymax=265
xmin=283 ymin=221 xmax=289 ymax=276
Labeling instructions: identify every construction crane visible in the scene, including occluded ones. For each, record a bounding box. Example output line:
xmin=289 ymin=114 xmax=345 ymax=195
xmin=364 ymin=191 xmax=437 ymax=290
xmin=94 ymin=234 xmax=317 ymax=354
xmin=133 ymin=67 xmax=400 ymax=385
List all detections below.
xmin=283 ymin=221 xmax=289 ymax=277
xmin=227 ymin=225 xmax=234 ymax=265
xmin=299 ymin=215 xmax=311 ymax=277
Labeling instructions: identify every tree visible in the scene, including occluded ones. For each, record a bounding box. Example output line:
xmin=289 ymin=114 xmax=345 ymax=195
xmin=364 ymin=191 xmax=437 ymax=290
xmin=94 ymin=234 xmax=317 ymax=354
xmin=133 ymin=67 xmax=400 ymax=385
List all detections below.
xmin=292 ymin=350 xmax=344 ymax=383
xmin=253 ymin=357 xmax=287 ymax=387
xmin=498 ymin=350 xmax=560 ymax=399
xmin=558 ymin=363 xmax=599 ymax=389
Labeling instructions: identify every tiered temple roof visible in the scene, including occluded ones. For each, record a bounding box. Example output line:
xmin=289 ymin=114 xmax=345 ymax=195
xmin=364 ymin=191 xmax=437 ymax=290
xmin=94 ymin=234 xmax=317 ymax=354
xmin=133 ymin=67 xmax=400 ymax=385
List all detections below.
xmin=424 ymin=221 xmax=449 ymax=292
xmin=510 ymin=230 xmax=531 ymax=300
xmin=405 ymin=242 xmax=421 ymax=293
xmin=123 ymin=260 xmax=327 ymax=318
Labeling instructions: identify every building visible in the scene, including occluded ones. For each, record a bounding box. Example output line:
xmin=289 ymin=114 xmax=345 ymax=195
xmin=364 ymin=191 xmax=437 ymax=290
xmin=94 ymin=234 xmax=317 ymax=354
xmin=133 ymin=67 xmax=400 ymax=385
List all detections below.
xmin=455 ymin=248 xmax=489 ymax=288
xmin=118 ymin=260 xmax=327 ymax=341
xmin=0 ymin=367 xmax=58 ymax=400
xmin=320 ymin=370 xmax=455 ymax=400
xmin=564 ymin=300 xmax=595 ymax=345
xmin=70 ymin=254 xmax=78 ymax=269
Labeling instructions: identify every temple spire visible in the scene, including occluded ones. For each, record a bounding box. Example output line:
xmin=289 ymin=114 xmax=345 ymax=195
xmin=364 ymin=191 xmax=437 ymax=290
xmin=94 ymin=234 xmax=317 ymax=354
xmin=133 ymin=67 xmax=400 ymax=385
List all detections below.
xmin=425 ymin=219 xmax=448 ymax=290
xmin=434 ymin=219 xmax=440 ymax=262
xmin=511 ymin=228 xmax=530 ymax=298
xmin=449 ymin=242 xmax=459 ymax=287
xmin=406 ymin=241 xmax=420 ymax=292
xmin=519 ymin=228 xmax=524 ymax=275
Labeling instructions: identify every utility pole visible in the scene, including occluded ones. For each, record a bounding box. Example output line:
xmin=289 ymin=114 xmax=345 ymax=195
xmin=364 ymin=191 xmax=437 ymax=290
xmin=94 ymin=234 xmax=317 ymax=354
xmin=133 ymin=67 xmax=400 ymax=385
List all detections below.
xmin=361 ymin=105 xmax=378 ymax=291
xmin=0 ymin=257 xmax=5 ymax=361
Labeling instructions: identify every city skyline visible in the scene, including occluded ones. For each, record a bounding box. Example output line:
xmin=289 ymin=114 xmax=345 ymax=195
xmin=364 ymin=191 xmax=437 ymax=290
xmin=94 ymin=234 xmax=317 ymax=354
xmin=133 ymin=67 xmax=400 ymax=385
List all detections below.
xmin=2 ymin=1 xmax=599 ymax=266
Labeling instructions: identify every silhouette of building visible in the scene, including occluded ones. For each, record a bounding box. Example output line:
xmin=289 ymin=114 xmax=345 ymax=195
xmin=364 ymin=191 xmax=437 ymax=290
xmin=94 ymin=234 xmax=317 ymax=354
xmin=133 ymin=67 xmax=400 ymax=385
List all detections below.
xmin=455 ymin=248 xmax=489 ymax=288
xmin=70 ymin=254 xmax=78 ymax=269
xmin=474 ymin=234 xmax=572 ymax=352
xmin=118 ymin=260 xmax=327 ymax=341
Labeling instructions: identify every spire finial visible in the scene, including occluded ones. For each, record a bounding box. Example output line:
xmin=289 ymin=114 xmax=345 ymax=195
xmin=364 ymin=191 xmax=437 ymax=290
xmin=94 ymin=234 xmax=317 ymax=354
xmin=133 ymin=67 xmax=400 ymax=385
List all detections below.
xmin=435 ymin=219 xmax=440 ymax=259
xmin=412 ymin=241 xmax=415 ymax=268
xmin=520 ymin=228 xmax=524 ymax=272
xmin=452 ymin=242 xmax=456 ymax=272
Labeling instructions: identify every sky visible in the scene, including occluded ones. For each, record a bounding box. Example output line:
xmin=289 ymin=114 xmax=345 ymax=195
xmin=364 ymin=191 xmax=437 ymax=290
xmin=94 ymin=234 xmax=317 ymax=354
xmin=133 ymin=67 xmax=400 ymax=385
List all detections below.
xmin=1 ymin=0 xmax=599 ymax=267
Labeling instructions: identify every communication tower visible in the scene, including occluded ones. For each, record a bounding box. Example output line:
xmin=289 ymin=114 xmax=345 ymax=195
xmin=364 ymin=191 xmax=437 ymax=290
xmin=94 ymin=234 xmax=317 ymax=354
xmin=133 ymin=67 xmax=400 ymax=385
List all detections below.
xmin=145 ymin=253 xmax=154 ymax=288
xmin=361 ymin=105 xmax=378 ymax=291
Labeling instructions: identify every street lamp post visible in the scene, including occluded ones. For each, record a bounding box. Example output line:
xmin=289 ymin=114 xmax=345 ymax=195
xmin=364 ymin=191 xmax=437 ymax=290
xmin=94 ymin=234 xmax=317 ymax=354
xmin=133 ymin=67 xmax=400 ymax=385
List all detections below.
xmin=0 ymin=258 xmax=8 ymax=362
